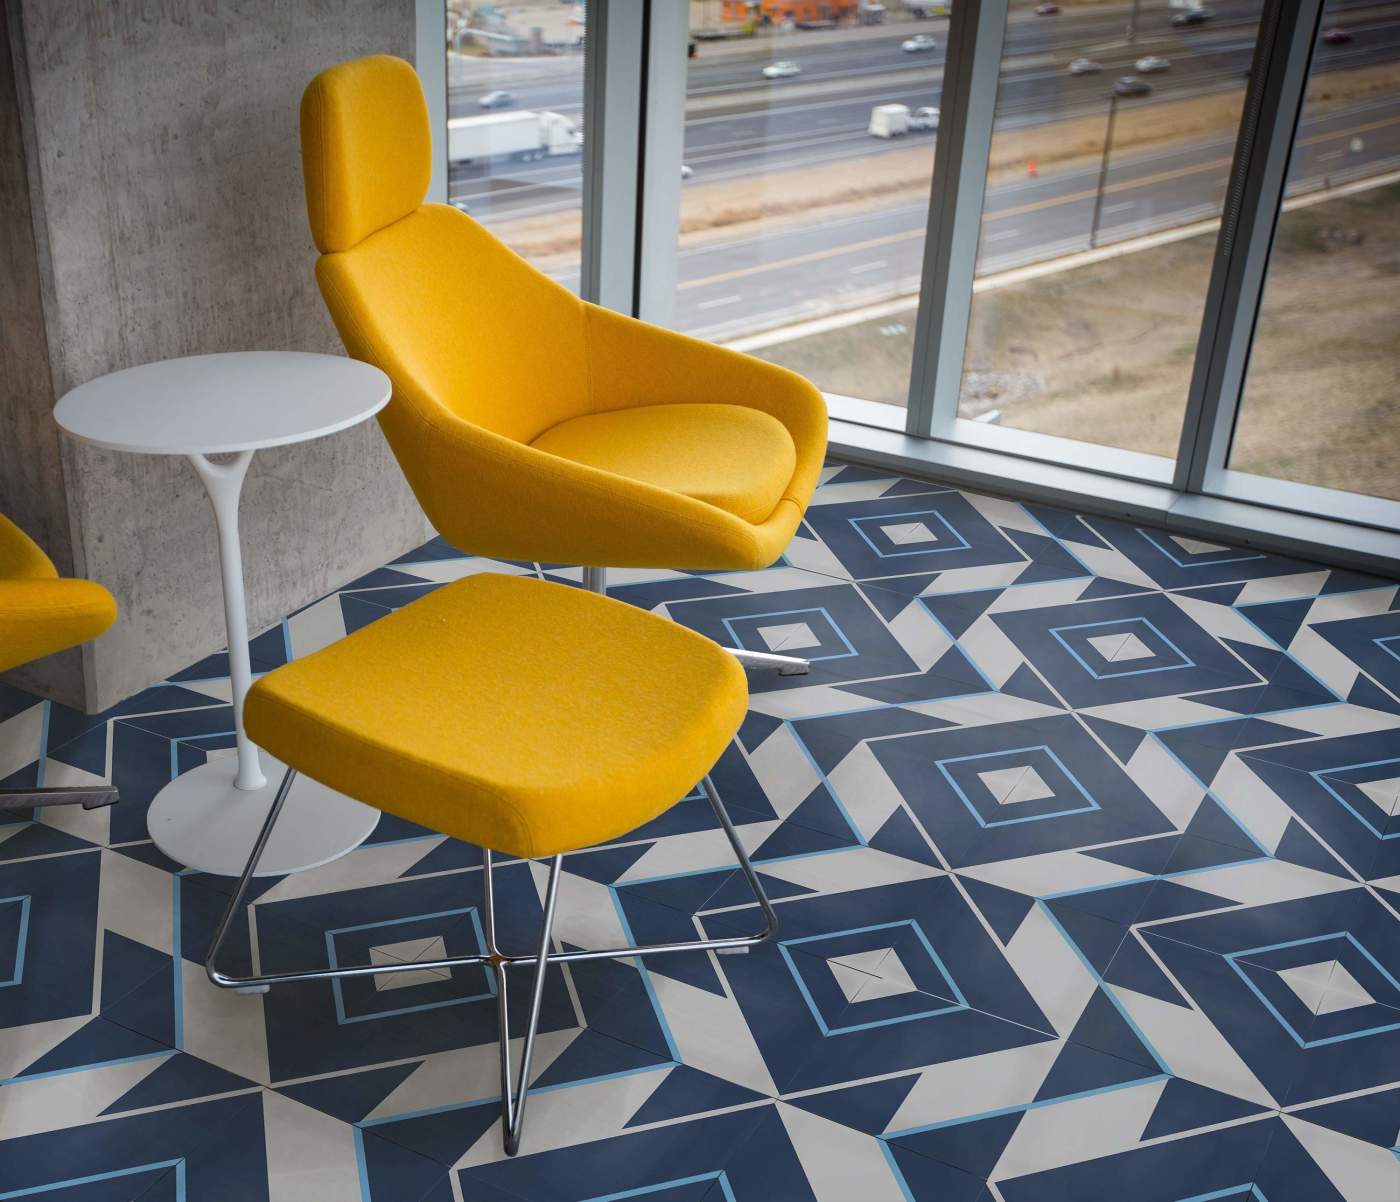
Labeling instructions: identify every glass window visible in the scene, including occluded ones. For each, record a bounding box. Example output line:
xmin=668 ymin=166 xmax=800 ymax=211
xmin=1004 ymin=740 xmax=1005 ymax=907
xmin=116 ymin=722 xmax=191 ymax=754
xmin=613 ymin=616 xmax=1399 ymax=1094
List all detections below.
xmin=673 ymin=2 xmax=946 ymax=409
xmin=445 ymin=1 xmax=586 ymax=286
xmin=957 ymin=0 xmax=1264 ymax=460
xmin=1228 ymin=5 xmax=1400 ymax=502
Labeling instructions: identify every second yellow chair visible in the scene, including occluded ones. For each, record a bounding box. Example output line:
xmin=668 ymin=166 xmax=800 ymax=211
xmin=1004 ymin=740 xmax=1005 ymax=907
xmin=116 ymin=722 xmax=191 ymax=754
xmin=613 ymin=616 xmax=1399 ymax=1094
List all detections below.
xmin=299 ymin=54 xmax=828 ymax=671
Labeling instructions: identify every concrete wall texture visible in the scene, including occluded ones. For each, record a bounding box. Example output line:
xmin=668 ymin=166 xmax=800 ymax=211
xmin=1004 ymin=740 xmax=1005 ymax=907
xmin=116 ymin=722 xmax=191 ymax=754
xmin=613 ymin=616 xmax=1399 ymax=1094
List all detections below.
xmin=2 ymin=1 xmax=432 ymax=711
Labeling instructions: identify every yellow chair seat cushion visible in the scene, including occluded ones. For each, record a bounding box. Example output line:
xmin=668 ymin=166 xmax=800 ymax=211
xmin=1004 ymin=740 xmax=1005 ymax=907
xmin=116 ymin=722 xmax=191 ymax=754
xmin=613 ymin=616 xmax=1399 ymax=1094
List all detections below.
xmin=244 ymin=574 xmax=747 ymax=859
xmin=531 ymin=403 xmax=797 ymax=525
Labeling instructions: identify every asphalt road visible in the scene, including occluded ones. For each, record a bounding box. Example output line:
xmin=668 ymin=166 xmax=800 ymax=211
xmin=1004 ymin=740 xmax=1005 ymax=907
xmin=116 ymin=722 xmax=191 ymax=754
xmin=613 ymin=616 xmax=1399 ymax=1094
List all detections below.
xmin=446 ymin=0 xmax=1399 ymax=221
xmin=443 ymin=1 xmax=1400 ymax=341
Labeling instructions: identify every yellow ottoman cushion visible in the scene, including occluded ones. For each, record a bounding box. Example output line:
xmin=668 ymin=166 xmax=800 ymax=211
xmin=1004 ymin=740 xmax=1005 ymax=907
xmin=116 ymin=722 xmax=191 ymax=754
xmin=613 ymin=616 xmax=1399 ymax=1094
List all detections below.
xmin=531 ymin=403 xmax=798 ymax=524
xmin=244 ymin=574 xmax=748 ymax=859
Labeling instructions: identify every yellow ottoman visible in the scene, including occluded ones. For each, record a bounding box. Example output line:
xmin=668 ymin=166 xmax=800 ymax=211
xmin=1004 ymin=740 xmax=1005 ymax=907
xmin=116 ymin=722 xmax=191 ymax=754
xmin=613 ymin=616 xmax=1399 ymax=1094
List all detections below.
xmin=204 ymin=573 xmax=777 ymax=1156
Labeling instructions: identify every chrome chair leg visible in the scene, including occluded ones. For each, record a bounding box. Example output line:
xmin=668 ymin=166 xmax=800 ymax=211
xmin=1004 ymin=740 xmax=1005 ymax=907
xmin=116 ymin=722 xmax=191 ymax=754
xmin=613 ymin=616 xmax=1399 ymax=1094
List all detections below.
xmin=581 ymin=567 xmax=810 ymax=676
xmin=206 ymin=768 xmax=777 ymax=1156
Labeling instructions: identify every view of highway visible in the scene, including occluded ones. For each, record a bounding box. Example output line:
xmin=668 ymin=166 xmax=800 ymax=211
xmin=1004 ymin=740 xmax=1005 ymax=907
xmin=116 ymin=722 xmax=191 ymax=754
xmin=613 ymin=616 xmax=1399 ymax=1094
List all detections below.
xmin=445 ymin=0 xmax=1399 ymax=501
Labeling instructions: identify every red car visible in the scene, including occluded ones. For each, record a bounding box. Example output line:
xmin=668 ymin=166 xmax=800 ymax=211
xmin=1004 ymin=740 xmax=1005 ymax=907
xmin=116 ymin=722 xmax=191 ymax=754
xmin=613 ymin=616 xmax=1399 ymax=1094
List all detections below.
xmin=1035 ymin=3 xmax=1061 ymax=13
xmin=1322 ymin=28 xmax=1353 ymax=44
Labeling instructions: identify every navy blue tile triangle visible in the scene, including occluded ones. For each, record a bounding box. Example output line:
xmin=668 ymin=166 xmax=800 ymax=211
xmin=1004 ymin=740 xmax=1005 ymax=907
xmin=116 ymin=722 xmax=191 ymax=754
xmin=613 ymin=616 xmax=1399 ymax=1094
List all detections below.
xmin=362 ymin=1123 xmax=464 ymax=1193
xmin=1273 ymin=819 xmax=1350 ymax=878
xmin=626 ymin=1065 xmax=766 ymax=1128
xmin=891 ymin=1111 xmax=1023 ymax=1179
xmin=1139 ymin=1078 xmax=1268 ymax=1141
xmin=279 ymin=1061 xmax=423 ymax=1124
xmin=531 ymin=1028 xmax=671 ymax=1091
xmin=1174 ymin=583 xmax=1246 ymax=606
xmin=1083 ymin=715 xmax=1149 ymax=764
xmin=1048 ymin=906 xmax=1127 ymax=977
xmin=922 ymin=590 xmax=1000 ymax=640
xmin=1005 ymin=528 xmax=1086 ymax=585
xmin=870 ymin=806 xmax=941 ymax=869
xmin=1239 ymin=599 xmax=1312 ymax=649
xmin=1000 ymin=663 xmax=1061 ymax=708
xmin=959 ymin=876 xmax=1036 ymax=945
xmin=1102 ymin=936 xmax=1190 ymax=1007
xmin=1066 ymin=988 xmax=1159 ymax=1070
xmin=1184 ymin=797 xmax=1261 ymax=855
xmin=861 ymin=583 xmax=919 ymax=623
xmin=1290 ymin=1086 xmax=1400 ymax=1148
xmin=884 ymin=1143 xmax=989 ymax=1201
xmin=1078 ymin=577 xmax=1154 ymax=600
xmin=788 ymin=1074 xmax=919 ymax=1137
xmin=1348 ymin=674 xmax=1400 ymax=715
xmin=1084 ymin=834 xmax=1181 ymax=875
xmin=101 ymin=1052 xmax=254 ymax=1115
xmin=20 ymin=1015 xmax=169 ymax=1078
xmin=99 ymin=933 xmax=170 ymax=1013
xmin=1024 ymin=504 xmax=1108 ymax=548
xmin=1034 ymin=1040 xmax=1155 ymax=1103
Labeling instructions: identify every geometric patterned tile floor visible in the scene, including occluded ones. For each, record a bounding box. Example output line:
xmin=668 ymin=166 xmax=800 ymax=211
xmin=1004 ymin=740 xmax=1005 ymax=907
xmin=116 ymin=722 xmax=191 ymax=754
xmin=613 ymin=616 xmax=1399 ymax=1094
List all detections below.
xmin=2 ymin=461 xmax=1398 ymax=1201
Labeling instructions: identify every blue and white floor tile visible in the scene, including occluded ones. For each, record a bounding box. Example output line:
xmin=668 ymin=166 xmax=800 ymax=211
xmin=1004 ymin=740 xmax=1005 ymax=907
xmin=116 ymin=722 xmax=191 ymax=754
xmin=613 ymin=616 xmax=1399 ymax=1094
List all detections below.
xmin=2 ymin=462 xmax=1398 ymax=1200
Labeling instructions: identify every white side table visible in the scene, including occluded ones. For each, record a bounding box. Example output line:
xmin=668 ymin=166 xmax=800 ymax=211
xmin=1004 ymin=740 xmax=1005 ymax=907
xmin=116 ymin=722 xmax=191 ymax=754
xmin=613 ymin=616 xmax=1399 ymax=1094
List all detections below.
xmin=56 ymin=352 xmax=392 ymax=876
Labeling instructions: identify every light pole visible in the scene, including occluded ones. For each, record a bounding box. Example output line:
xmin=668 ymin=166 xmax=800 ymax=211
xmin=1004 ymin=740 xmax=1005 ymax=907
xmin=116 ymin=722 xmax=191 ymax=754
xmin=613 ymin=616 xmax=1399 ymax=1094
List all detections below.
xmin=1089 ymin=92 xmax=1119 ymax=249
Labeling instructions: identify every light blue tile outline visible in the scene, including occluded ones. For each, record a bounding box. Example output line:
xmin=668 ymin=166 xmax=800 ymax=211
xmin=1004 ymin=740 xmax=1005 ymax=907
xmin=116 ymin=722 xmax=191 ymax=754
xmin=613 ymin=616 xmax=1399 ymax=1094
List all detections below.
xmin=582 ymin=1170 xmax=734 ymax=1202
xmin=1050 ymin=617 xmax=1195 ymax=679
xmin=0 ymin=1158 xmax=185 ymax=1200
xmin=720 ymin=606 xmax=858 ymax=662
xmin=0 ymin=895 xmax=30 ymax=988
xmin=1372 ymin=634 xmax=1400 ymax=664
xmin=849 ymin=510 xmax=971 ymax=559
xmin=935 ymin=745 xmax=1100 ymax=828
xmin=778 ymin=919 xmax=967 ymax=1035
xmin=1225 ymin=931 xmax=1400 ymax=1048
xmin=324 ymin=906 xmax=494 ymax=1025
xmin=1137 ymin=528 xmax=1267 ymax=569
xmin=1312 ymin=756 xmax=1400 ymax=840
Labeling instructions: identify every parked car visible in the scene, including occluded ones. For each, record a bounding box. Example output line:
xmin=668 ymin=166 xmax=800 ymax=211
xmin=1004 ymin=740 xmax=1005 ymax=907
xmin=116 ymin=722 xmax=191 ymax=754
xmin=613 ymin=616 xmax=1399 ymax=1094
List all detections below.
xmin=1114 ymin=76 xmax=1152 ymax=97
xmin=1171 ymin=8 xmax=1212 ymax=26
xmin=762 ymin=60 xmax=801 ymax=79
xmin=680 ymin=163 xmax=694 ymax=180
xmin=902 ymin=34 xmax=936 ymax=53
xmin=910 ymin=105 xmax=940 ymax=130
xmin=1069 ymin=58 xmax=1103 ymax=75
xmin=1322 ymin=28 xmax=1353 ymax=45
xmin=1035 ymin=3 xmax=1060 ymax=14
xmin=1135 ymin=55 xmax=1171 ymax=73
xmin=477 ymin=89 xmax=515 ymax=109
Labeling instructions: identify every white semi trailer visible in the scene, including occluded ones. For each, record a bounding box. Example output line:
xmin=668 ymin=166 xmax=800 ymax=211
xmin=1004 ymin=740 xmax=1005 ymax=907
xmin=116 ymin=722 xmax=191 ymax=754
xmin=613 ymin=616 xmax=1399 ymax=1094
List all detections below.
xmin=448 ymin=111 xmax=583 ymax=164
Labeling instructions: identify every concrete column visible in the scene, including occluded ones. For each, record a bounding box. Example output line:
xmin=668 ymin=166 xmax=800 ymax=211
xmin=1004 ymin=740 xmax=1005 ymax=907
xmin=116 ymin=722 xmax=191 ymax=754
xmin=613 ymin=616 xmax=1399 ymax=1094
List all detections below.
xmin=2 ymin=1 xmax=432 ymax=712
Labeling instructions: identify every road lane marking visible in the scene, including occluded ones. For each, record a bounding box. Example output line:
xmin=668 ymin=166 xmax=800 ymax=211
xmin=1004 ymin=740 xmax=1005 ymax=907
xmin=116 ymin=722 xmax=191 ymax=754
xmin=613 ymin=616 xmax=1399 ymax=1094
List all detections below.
xmin=849 ymin=260 xmax=888 ymax=273
xmin=679 ymin=112 xmax=1400 ymax=293
xmin=985 ymin=228 xmax=1021 ymax=242
xmin=1103 ymin=201 xmax=1137 ymax=214
xmin=696 ymin=294 xmax=742 ymax=310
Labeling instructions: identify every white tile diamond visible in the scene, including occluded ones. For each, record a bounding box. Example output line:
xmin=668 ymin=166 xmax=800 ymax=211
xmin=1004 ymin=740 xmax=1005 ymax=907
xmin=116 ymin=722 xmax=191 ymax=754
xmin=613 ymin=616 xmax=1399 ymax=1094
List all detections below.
xmin=758 ymin=622 xmax=821 ymax=652
xmin=882 ymin=522 xmax=941 ymax=546
xmin=978 ymin=766 xmax=1055 ymax=805
xmin=369 ymin=936 xmax=450 ymax=992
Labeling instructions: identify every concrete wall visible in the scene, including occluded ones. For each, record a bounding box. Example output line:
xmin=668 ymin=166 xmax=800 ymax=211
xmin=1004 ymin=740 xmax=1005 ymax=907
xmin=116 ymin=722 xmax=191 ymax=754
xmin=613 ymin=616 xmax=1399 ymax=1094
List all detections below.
xmin=3 ymin=1 xmax=432 ymax=711
xmin=0 ymin=6 xmax=85 ymax=701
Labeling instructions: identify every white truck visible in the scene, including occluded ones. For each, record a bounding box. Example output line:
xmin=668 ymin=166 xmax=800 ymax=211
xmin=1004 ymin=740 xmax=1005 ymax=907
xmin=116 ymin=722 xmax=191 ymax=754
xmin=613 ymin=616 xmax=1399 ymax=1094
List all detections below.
xmin=448 ymin=110 xmax=583 ymax=164
xmin=868 ymin=103 xmax=939 ymax=138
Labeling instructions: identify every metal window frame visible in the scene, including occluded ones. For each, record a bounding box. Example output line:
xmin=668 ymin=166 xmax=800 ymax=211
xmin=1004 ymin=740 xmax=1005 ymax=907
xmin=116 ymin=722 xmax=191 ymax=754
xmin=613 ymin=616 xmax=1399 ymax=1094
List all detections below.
xmin=906 ymin=0 xmax=1008 ymax=439
xmin=416 ymin=0 xmax=448 ymax=205
xmin=581 ymin=0 xmax=649 ymax=312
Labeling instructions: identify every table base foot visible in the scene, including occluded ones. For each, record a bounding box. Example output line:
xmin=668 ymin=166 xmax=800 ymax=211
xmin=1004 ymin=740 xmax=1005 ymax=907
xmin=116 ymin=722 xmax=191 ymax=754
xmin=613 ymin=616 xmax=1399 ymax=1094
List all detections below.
xmin=147 ymin=756 xmax=380 ymax=876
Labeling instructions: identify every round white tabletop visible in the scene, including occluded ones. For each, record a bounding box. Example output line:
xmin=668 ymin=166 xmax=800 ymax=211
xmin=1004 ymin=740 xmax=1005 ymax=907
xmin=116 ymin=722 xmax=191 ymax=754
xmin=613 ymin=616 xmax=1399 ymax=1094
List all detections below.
xmin=54 ymin=351 xmax=390 ymax=456
xmin=55 ymin=351 xmax=392 ymax=878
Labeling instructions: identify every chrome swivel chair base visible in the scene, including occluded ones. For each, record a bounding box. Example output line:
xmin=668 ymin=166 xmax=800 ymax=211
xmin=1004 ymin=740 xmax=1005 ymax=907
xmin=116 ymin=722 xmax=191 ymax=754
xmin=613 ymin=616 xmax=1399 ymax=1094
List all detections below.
xmin=580 ymin=567 xmax=810 ymax=676
xmin=205 ymin=767 xmax=778 ymax=1157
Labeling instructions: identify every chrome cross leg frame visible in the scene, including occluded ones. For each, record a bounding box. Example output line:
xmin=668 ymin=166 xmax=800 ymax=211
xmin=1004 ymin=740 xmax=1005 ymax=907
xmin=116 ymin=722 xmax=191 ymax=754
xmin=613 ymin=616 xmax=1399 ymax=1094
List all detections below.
xmin=206 ymin=767 xmax=778 ymax=1156
xmin=581 ymin=567 xmax=809 ymax=676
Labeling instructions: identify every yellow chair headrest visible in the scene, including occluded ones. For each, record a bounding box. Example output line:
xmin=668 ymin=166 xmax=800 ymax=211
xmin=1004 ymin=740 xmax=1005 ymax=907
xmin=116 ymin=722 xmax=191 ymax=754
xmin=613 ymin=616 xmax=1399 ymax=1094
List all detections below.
xmin=300 ymin=55 xmax=431 ymax=254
